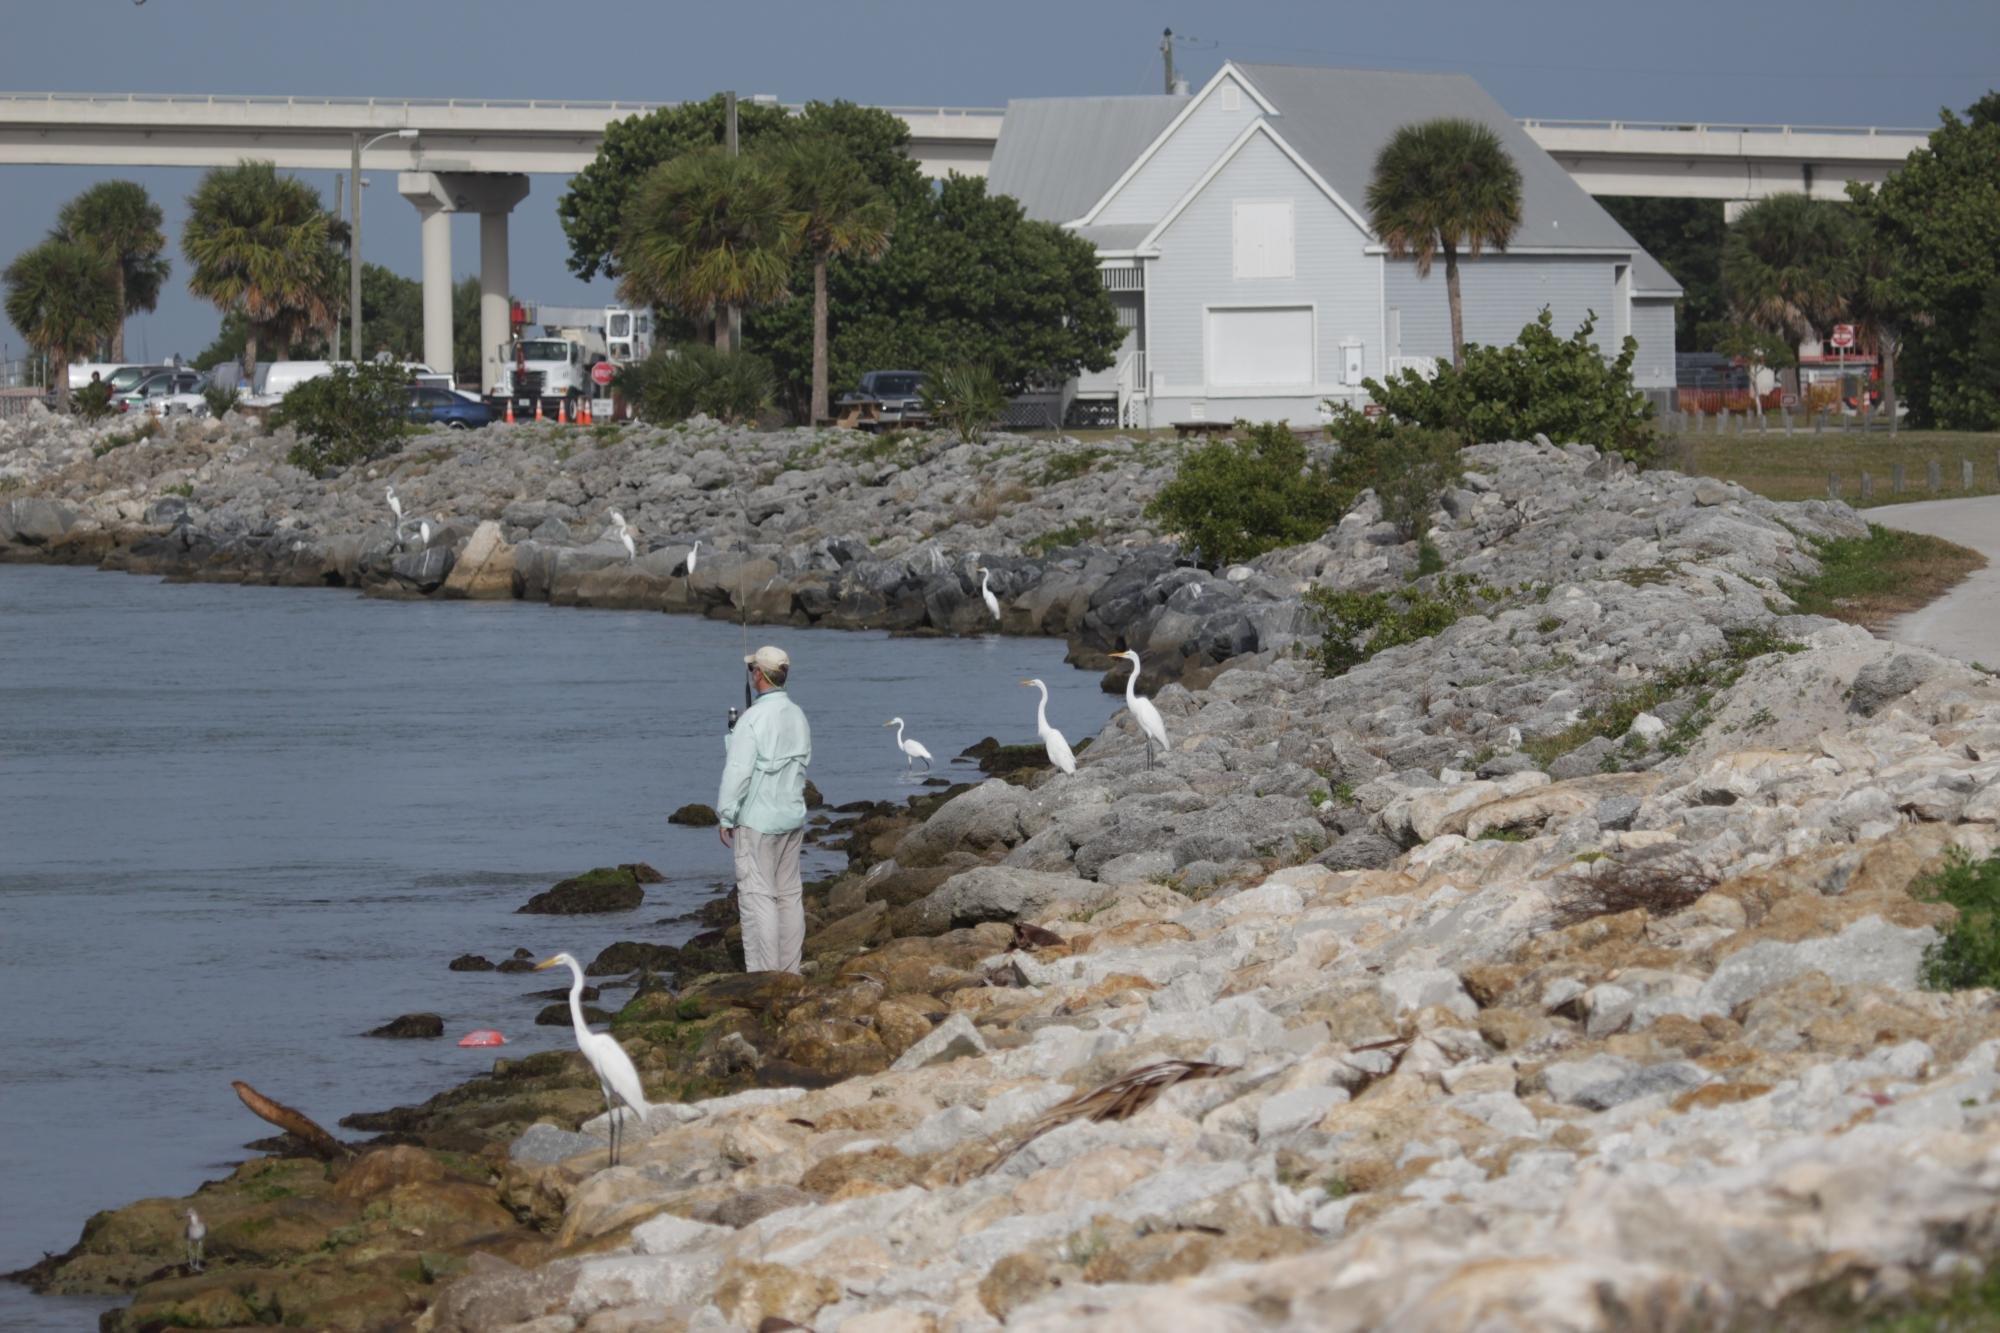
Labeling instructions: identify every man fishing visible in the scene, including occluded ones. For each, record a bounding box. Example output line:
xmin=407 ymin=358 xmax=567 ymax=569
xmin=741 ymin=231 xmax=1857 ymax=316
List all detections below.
xmin=714 ymin=645 xmax=813 ymax=974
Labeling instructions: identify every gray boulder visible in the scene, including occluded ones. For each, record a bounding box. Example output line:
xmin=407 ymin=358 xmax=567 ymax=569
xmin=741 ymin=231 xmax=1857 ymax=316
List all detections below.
xmin=919 ymin=866 xmax=1110 ymax=928
xmin=1850 ymin=653 xmax=1941 ymax=715
xmin=0 ymin=497 xmax=75 ymax=545
xmin=891 ymin=780 xmax=1032 ymax=868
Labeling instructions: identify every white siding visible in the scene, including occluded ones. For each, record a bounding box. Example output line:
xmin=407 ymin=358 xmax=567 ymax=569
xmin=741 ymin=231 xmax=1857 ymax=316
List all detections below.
xmin=1631 ymin=297 xmax=1677 ymax=389
xmin=1385 ymin=254 xmax=1619 ymax=361
xmin=1093 ymin=75 xmax=1264 ymax=225
xmin=1144 ymin=131 xmax=1380 ymax=418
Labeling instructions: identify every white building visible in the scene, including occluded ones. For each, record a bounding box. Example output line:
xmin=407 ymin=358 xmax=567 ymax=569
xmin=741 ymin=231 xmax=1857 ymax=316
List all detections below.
xmin=986 ymin=62 xmax=1682 ymax=428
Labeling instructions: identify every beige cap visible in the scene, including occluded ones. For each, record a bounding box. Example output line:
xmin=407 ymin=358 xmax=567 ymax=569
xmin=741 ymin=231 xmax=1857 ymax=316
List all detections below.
xmin=744 ymin=645 xmax=791 ymax=674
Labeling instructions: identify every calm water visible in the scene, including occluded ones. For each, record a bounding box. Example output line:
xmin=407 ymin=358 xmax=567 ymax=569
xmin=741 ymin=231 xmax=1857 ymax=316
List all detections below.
xmin=0 ymin=565 xmax=1112 ymax=1331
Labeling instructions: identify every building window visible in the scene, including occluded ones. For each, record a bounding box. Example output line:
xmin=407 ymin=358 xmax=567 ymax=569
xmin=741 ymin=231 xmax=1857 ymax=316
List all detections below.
xmin=1232 ymin=199 xmax=1294 ymax=280
xmin=1207 ymin=306 xmax=1314 ymax=389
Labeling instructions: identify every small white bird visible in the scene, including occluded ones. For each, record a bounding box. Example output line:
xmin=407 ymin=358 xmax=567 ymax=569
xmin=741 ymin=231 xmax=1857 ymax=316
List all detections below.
xmin=976 ymin=565 xmax=1001 ymax=623
xmin=533 ymin=952 xmax=653 ymax=1166
xmin=609 ymin=509 xmax=635 ymax=562
xmin=1019 ymin=678 xmax=1076 ymax=774
xmin=884 ymin=717 xmax=934 ymax=775
xmin=184 ymin=1208 xmax=206 ymax=1272
xmin=385 ymin=485 xmax=402 ymax=526
xmin=1114 ymin=650 xmax=1170 ymax=769
xmin=686 ymin=538 xmax=700 ymax=575
xmin=417 ymin=519 xmax=433 ymax=548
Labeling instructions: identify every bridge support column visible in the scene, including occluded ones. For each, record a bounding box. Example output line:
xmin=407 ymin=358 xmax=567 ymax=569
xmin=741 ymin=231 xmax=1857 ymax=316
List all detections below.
xmin=399 ymin=172 xmax=530 ymax=389
xmin=1723 ymin=199 xmax=1754 ymax=223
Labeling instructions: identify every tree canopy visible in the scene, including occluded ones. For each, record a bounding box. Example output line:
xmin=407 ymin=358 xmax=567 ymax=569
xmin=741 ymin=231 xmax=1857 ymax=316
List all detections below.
xmin=183 ymin=161 xmax=343 ymax=378
xmin=4 ymin=239 xmax=120 ymax=409
xmin=1597 ymin=197 xmax=1725 ymax=353
xmin=52 ymin=180 xmax=169 ymax=362
xmin=1720 ymin=193 xmax=1855 ymax=356
xmin=616 ymin=149 xmax=799 ymax=345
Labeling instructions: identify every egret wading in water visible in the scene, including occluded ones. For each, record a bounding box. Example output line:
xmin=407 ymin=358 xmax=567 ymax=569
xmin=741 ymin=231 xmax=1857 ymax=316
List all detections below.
xmin=609 ymin=509 xmax=636 ymax=562
xmin=1114 ymin=649 xmax=1170 ymax=769
xmin=976 ymin=566 xmax=1001 ymax=623
xmin=1019 ymin=678 xmax=1076 ymax=774
xmin=533 ymin=952 xmax=652 ymax=1165
xmin=183 ymin=1207 xmax=206 ymax=1272
xmin=884 ymin=717 xmax=933 ymax=776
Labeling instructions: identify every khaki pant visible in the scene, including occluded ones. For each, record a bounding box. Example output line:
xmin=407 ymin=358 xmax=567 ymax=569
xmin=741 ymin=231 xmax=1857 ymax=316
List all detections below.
xmin=733 ymin=826 xmax=805 ymax=974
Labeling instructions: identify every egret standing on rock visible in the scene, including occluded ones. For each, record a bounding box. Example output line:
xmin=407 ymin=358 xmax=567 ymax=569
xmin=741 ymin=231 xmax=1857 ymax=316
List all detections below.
xmin=532 ymin=952 xmax=652 ymax=1166
xmin=385 ymin=485 xmax=402 ymax=528
xmin=1114 ymin=650 xmax=1170 ymax=769
xmin=183 ymin=1208 xmax=206 ymax=1272
xmin=976 ymin=566 xmax=1001 ymax=623
xmin=609 ymin=509 xmax=636 ymax=562
xmin=1019 ymin=678 xmax=1076 ymax=774
xmin=884 ymin=717 xmax=934 ymax=776
xmin=417 ymin=519 xmax=432 ymax=549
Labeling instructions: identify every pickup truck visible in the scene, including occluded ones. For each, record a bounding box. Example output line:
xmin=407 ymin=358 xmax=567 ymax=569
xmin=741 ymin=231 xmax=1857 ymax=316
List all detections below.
xmin=835 ymin=370 xmax=929 ymax=431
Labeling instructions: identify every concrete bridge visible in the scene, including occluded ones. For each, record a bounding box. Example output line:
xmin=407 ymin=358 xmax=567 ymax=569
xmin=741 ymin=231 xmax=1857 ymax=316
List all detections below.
xmin=0 ymin=91 xmax=1930 ymax=386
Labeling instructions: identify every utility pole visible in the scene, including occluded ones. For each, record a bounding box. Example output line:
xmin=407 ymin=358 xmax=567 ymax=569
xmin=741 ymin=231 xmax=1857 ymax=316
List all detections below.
xmin=332 ymin=173 xmax=345 ymax=355
xmin=723 ymin=90 xmax=741 ymax=353
xmin=350 ymin=135 xmax=363 ymax=363
xmin=1162 ymin=28 xmax=1175 ymax=95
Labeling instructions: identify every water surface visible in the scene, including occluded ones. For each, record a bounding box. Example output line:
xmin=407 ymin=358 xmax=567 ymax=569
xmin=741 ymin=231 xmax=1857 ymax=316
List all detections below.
xmin=0 ymin=565 xmax=1111 ymax=1330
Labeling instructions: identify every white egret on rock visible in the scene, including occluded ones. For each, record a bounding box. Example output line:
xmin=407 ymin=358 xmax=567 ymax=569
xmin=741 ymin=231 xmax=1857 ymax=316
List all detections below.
xmin=1019 ymin=678 xmax=1076 ymax=774
xmin=184 ymin=1207 xmax=206 ymax=1271
xmin=533 ymin=952 xmax=652 ymax=1166
xmin=884 ymin=717 xmax=934 ymax=775
xmin=385 ymin=485 xmax=402 ymax=527
xmin=608 ymin=509 xmax=635 ymax=562
xmin=1114 ymin=649 xmax=1170 ymax=769
xmin=687 ymin=538 xmax=700 ymax=575
xmin=417 ymin=519 xmax=433 ymax=548
xmin=976 ymin=566 xmax=1001 ymax=623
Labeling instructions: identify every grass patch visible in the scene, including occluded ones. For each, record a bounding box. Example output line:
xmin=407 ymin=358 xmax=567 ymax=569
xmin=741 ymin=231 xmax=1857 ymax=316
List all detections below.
xmin=1915 ymin=851 xmax=2000 ymax=992
xmin=1682 ymin=427 xmax=2000 ymax=509
xmin=1022 ymin=518 xmax=1100 ymax=557
xmin=1306 ymin=575 xmax=1489 ymax=678
xmin=1784 ymin=523 xmax=1986 ymax=629
xmin=162 ymin=481 xmax=194 ymax=499
xmin=91 ymin=416 xmax=162 ymax=457
xmin=1036 ymin=447 xmax=1103 ymax=486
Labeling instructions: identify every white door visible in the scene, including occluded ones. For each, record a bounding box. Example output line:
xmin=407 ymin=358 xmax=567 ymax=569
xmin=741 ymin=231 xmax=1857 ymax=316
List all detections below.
xmin=1207 ymin=306 xmax=1314 ymax=390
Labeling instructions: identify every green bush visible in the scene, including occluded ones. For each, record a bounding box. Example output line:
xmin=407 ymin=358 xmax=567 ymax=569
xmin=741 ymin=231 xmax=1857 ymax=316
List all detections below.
xmin=617 ymin=344 xmax=773 ymax=426
xmin=201 ymin=381 xmax=238 ymax=418
xmin=1145 ymin=422 xmax=1346 ymax=568
xmin=1363 ymin=308 xmax=1655 ymax=460
xmin=1916 ymin=851 xmax=2000 ymax=991
xmin=922 ymin=363 xmax=1007 ymax=444
xmin=1305 ymin=574 xmax=1483 ymax=677
xmin=1320 ymin=409 xmax=1466 ymax=540
xmin=73 ymin=380 xmax=115 ymax=421
xmin=272 ymin=364 xmax=413 ymax=479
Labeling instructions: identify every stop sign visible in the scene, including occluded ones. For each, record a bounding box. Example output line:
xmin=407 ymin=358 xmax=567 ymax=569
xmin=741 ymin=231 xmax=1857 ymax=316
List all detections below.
xmin=591 ymin=361 xmax=616 ymax=387
xmin=1830 ymin=324 xmax=1856 ymax=350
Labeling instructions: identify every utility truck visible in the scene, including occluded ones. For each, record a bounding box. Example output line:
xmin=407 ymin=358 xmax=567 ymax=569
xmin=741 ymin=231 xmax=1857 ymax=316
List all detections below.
xmin=491 ymin=303 xmax=652 ymax=419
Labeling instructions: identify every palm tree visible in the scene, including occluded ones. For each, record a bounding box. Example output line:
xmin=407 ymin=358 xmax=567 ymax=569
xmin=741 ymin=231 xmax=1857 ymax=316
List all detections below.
xmin=616 ymin=149 xmax=798 ymax=351
xmin=182 ymin=161 xmax=339 ymax=381
xmin=4 ymin=239 xmax=120 ymax=411
xmin=53 ymin=180 xmax=169 ymax=362
xmin=1721 ymin=194 xmax=1855 ymax=364
xmin=769 ymin=135 xmax=894 ymax=423
xmin=1367 ymin=119 xmax=1524 ymax=371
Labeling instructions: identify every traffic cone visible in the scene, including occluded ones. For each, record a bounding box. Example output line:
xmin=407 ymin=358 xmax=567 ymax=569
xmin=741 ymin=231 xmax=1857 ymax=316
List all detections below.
xmin=579 ymin=399 xmax=592 ymax=425
xmin=534 ymin=398 xmax=544 ymax=422
xmin=559 ymin=399 xmax=569 ymax=425
xmin=504 ymin=398 xmax=515 ymax=424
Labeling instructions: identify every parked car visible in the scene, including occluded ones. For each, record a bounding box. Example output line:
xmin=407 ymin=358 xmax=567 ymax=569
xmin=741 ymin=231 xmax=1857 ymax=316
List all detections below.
xmin=103 ymin=364 xmax=170 ymax=395
xmin=406 ymin=385 xmax=492 ymax=429
xmin=836 ymin=370 xmax=929 ymax=431
xmin=67 ymin=362 xmax=137 ymax=390
xmin=116 ymin=368 xmax=208 ymax=415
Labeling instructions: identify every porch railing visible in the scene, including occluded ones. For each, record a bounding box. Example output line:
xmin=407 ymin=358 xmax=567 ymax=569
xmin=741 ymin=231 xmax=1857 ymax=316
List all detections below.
xmin=1115 ymin=350 xmax=1148 ymax=429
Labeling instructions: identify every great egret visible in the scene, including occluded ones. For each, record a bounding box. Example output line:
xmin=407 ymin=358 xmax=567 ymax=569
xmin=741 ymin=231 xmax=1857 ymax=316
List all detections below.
xmin=533 ymin=952 xmax=652 ymax=1166
xmin=884 ymin=717 xmax=934 ymax=775
xmin=687 ymin=538 xmax=700 ymax=575
xmin=184 ymin=1208 xmax=206 ymax=1272
xmin=1114 ymin=650 xmax=1170 ymax=769
xmin=385 ymin=485 xmax=402 ymax=527
xmin=976 ymin=566 xmax=1001 ymax=623
xmin=1019 ymin=678 xmax=1076 ymax=774
xmin=417 ymin=519 xmax=433 ymax=548
xmin=609 ymin=509 xmax=636 ymax=562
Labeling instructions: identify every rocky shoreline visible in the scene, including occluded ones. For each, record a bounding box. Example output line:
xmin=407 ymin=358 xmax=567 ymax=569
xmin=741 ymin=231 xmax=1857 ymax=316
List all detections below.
xmin=13 ymin=424 xmax=2000 ymax=1330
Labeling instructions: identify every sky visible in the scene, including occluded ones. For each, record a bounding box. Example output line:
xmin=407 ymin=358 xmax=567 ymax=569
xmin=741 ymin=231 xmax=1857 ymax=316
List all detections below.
xmin=2 ymin=0 xmax=1994 ymax=366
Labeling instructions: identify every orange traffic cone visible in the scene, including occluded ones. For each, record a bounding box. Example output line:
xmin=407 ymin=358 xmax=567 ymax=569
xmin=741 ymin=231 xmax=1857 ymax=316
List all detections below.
xmin=559 ymin=399 xmax=569 ymax=425
xmin=579 ymin=399 xmax=592 ymax=425
xmin=504 ymin=398 xmax=515 ymax=424
xmin=534 ymin=398 xmax=544 ymax=422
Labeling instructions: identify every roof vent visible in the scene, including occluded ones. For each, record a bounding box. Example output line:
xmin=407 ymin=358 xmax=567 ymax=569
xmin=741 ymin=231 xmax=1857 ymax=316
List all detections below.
xmin=1219 ymin=82 xmax=1239 ymax=110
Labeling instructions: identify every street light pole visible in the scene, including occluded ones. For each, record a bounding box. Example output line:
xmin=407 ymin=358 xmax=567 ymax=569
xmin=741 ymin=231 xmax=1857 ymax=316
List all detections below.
xmin=350 ymin=128 xmax=418 ymax=364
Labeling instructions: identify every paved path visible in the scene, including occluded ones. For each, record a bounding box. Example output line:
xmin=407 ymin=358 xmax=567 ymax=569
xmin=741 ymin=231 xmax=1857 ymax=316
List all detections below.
xmin=1870 ymin=496 xmax=2000 ymax=666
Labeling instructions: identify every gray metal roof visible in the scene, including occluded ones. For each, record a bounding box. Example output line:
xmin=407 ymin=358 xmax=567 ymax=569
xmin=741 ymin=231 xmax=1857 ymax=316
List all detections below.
xmin=986 ymin=95 xmax=1185 ymax=224
xmin=1232 ymin=63 xmax=1645 ymax=254
xmin=1632 ymin=250 xmax=1684 ymax=297
xmin=1073 ymin=222 xmax=1156 ymax=252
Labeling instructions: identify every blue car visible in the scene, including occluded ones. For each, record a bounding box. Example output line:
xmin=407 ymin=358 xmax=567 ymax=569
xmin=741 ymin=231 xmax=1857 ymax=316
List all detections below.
xmin=406 ymin=386 xmax=492 ymax=429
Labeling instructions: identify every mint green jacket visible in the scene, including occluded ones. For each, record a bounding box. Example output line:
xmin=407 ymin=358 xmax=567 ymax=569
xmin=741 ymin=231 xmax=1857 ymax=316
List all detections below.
xmin=716 ymin=687 xmax=812 ymax=834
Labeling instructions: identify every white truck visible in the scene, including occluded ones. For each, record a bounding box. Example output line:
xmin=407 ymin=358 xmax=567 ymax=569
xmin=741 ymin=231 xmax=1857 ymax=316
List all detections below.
xmin=492 ymin=304 xmax=651 ymax=418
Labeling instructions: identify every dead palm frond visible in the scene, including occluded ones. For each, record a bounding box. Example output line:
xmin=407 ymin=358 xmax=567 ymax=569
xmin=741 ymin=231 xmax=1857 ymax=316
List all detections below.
xmin=982 ymin=1060 xmax=1237 ymax=1174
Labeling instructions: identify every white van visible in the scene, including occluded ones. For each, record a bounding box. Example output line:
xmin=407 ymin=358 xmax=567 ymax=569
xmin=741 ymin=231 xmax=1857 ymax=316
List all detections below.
xmin=254 ymin=361 xmax=346 ymax=399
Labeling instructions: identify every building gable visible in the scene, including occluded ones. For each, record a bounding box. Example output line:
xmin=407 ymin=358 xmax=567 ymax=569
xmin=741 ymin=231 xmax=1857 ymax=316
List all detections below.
xmin=1083 ymin=66 xmax=1272 ymax=227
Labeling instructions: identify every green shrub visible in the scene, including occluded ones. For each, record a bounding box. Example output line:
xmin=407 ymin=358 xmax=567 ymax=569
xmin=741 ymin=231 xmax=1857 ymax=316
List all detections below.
xmin=91 ymin=415 xmax=163 ymax=457
xmin=1146 ymin=422 xmax=1346 ymax=568
xmin=1413 ymin=539 xmax=1446 ymax=578
xmin=922 ymin=363 xmax=1007 ymax=444
xmin=1305 ymin=574 xmax=1484 ymax=677
xmin=1363 ymin=308 xmax=1655 ymax=460
xmin=272 ymin=363 xmax=413 ymax=479
xmin=1916 ymin=851 xmax=2000 ymax=991
xmin=1036 ymin=447 xmax=1101 ymax=485
xmin=73 ymin=380 xmax=115 ymax=421
xmin=618 ymin=344 xmax=774 ymax=426
xmin=201 ymin=381 xmax=238 ymax=418
xmin=1022 ymin=517 xmax=1099 ymax=556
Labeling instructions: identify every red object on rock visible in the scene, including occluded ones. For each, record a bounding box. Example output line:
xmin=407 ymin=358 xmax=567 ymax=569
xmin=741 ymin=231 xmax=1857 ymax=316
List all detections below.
xmin=457 ymin=1029 xmax=506 ymax=1048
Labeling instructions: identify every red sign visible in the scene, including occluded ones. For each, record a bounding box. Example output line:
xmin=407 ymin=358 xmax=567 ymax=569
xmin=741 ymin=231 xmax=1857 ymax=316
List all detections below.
xmin=1362 ymin=403 xmax=1386 ymax=418
xmin=1830 ymin=324 xmax=1856 ymax=350
xmin=590 ymin=361 xmax=616 ymax=387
